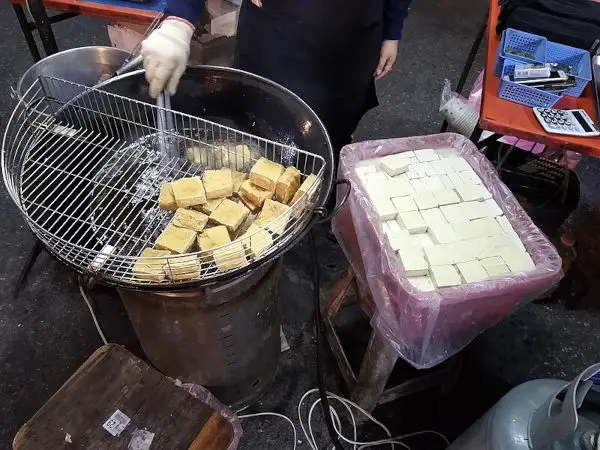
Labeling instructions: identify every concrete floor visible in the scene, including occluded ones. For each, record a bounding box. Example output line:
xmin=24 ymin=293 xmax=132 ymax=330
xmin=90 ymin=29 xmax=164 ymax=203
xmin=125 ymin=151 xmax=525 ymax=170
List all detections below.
xmin=2 ymin=0 xmax=600 ymax=448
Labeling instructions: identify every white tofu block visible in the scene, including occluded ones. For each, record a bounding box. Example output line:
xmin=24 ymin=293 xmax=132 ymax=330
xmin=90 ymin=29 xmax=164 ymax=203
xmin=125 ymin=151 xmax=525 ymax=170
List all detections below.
xmin=409 ymin=178 xmax=428 ymax=193
xmin=428 ymin=223 xmax=459 ymax=244
xmin=408 ymin=275 xmax=435 ymax=292
xmin=461 ymin=201 xmax=489 ymax=220
xmin=430 ymin=264 xmax=462 ymax=288
xmin=480 ymin=256 xmax=511 ymax=277
xmin=372 ymin=197 xmax=397 ymax=220
xmin=396 ymin=151 xmax=415 ymax=159
xmin=440 ymin=204 xmax=466 ymax=224
xmin=415 ymin=232 xmax=435 ymax=248
xmin=392 ymin=196 xmax=418 ymax=213
xmin=482 ymin=199 xmax=503 ymax=217
xmin=424 ymin=244 xmax=454 ymax=266
xmin=446 ymin=156 xmax=472 ymax=172
xmin=436 ymin=147 xmax=458 ymax=158
xmin=452 ymin=220 xmax=478 ymax=240
xmin=447 ymin=170 xmax=464 ymax=187
xmin=415 ymin=162 xmax=433 ymax=177
xmin=440 ymin=174 xmax=455 ymax=189
xmin=384 ymin=220 xmax=401 ymax=233
xmin=381 ymin=154 xmax=410 ymax=176
xmin=433 ymin=189 xmax=461 ymax=206
xmin=420 ymin=208 xmax=447 ymax=228
xmin=495 ymin=215 xmax=514 ymax=234
xmin=365 ymin=172 xmax=388 ymax=185
xmin=394 ymin=173 xmax=410 ymax=182
xmin=500 ymin=247 xmax=535 ymax=272
xmin=470 ymin=217 xmax=504 ymax=237
xmin=398 ymin=249 xmax=430 ymax=277
xmin=459 ymin=169 xmax=483 ymax=185
xmin=424 ymin=175 xmax=446 ymax=191
xmin=448 ymin=240 xmax=481 ymax=263
xmin=365 ymin=183 xmax=387 ymax=202
xmin=387 ymin=229 xmax=411 ymax=251
xmin=429 ymin=160 xmax=448 ymax=175
xmin=355 ymin=165 xmax=377 ymax=177
xmin=476 ymin=234 xmax=515 ymax=259
xmin=397 ymin=211 xmax=428 ymax=234
xmin=413 ymin=191 xmax=438 ymax=210
xmin=388 ymin=178 xmax=414 ymax=197
xmin=407 ymin=167 xmax=424 ymax=179
xmin=457 ymin=260 xmax=489 ymax=283
xmin=506 ymin=231 xmax=526 ymax=250
xmin=454 ymin=183 xmax=486 ymax=202
xmin=414 ymin=149 xmax=440 ymax=162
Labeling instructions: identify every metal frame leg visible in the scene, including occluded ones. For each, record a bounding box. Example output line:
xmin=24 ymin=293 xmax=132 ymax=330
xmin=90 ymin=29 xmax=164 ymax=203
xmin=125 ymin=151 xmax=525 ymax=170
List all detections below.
xmin=440 ymin=11 xmax=488 ymax=133
xmin=14 ymin=238 xmax=44 ymax=298
xmin=12 ymin=4 xmax=42 ymax=61
xmin=26 ymin=0 xmax=59 ymax=56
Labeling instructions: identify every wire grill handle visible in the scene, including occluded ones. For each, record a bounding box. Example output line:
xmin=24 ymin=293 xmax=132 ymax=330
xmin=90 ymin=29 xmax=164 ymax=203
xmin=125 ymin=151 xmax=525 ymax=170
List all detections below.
xmin=315 ymin=178 xmax=351 ymax=223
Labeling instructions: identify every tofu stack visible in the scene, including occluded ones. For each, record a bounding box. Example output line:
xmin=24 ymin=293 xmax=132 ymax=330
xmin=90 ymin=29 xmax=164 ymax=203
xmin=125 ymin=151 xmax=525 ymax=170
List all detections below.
xmin=133 ymin=154 xmax=319 ymax=282
xmin=358 ymin=148 xmax=536 ymax=292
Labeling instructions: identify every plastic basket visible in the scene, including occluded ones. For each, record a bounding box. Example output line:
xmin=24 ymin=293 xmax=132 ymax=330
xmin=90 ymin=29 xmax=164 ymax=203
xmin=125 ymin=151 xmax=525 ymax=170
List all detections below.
xmin=499 ymin=59 xmax=561 ymax=108
xmin=495 ymin=29 xmax=547 ymax=77
xmin=545 ymin=41 xmax=592 ymax=98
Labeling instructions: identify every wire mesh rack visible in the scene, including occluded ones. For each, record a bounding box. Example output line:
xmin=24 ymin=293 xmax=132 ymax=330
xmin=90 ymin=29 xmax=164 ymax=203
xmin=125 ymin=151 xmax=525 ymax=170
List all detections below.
xmin=2 ymin=75 xmax=325 ymax=288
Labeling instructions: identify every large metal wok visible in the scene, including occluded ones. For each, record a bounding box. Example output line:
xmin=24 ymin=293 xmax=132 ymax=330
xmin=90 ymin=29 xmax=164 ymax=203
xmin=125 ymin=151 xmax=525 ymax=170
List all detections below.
xmin=3 ymin=66 xmax=335 ymax=289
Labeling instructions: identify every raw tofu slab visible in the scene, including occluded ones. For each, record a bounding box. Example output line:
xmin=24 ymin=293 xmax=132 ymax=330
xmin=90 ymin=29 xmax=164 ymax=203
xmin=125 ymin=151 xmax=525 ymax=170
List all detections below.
xmin=355 ymin=165 xmax=377 ymax=176
xmin=415 ymin=232 xmax=435 ymax=248
xmin=373 ymin=197 xmax=398 ymax=220
xmin=430 ymin=265 xmax=462 ymax=288
xmin=496 ymin=215 xmax=515 ymax=234
xmin=446 ymin=156 xmax=472 ymax=172
xmin=409 ymin=178 xmax=428 ymax=193
xmin=457 ymin=260 xmax=489 ymax=283
xmin=397 ymin=211 xmax=427 ymax=234
xmin=408 ymin=275 xmax=435 ymax=292
xmin=454 ymin=183 xmax=489 ymax=202
xmin=428 ymin=160 xmax=448 ymax=175
xmin=414 ymin=149 xmax=439 ymax=162
xmin=433 ymin=189 xmax=460 ymax=206
xmin=392 ymin=196 xmax=418 ymax=213
xmin=460 ymin=201 xmax=489 ymax=220
xmin=413 ymin=191 xmax=438 ymax=210
xmin=480 ymin=256 xmax=511 ymax=277
xmin=482 ymin=199 xmax=503 ymax=217
xmin=440 ymin=174 xmax=455 ymax=189
xmin=388 ymin=179 xmax=414 ymax=197
xmin=459 ymin=168 xmax=483 ymax=185
xmin=440 ymin=204 xmax=465 ymax=224
xmin=435 ymin=148 xmax=458 ymax=158
xmin=420 ymin=208 xmax=447 ymax=228
xmin=381 ymin=155 xmax=410 ymax=176
xmin=424 ymin=175 xmax=446 ymax=191
xmin=424 ymin=244 xmax=454 ymax=266
xmin=398 ymin=249 xmax=429 ymax=276
xmin=500 ymin=247 xmax=535 ymax=272
xmin=427 ymin=223 xmax=459 ymax=244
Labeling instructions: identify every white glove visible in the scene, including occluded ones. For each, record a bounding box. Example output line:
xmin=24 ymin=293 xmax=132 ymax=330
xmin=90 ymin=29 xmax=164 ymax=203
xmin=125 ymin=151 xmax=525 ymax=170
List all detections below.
xmin=140 ymin=17 xmax=194 ymax=98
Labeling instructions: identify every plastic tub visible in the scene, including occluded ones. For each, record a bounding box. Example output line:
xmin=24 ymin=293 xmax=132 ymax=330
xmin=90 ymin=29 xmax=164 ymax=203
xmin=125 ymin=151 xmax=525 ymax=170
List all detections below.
xmin=546 ymin=41 xmax=592 ymax=98
xmin=495 ymin=28 xmax=547 ymax=77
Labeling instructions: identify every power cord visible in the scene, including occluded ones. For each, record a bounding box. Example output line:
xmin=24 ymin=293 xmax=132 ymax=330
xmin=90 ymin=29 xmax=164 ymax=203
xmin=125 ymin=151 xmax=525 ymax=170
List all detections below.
xmin=78 ymin=277 xmax=108 ymax=345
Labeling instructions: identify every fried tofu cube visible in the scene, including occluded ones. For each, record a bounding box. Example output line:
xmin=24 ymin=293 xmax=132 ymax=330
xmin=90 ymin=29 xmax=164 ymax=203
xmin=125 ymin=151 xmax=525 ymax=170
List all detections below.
xmin=194 ymin=198 xmax=224 ymax=215
xmin=256 ymin=198 xmax=291 ymax=235
xmin=158 ymin=183 xmax=177 ymax=211
xmin=198 ymin=225 xmax=231 ymax=253
xmin=276 ymin=167 xmax=301 ymax=204
xmin=291 ymin=173 xmax=319 ymax=204
xmin=210 ymin=199 xmax=250 ymax=233
xmin=250 ymin=157 xmax=285 ymax=191
xmin=155 ymin=224 xmax=197 ymax=254
xmin=172 ymin=208 xmax=209 ymax=232
xmin=203 ymin=169 xmax=234 ymax=199
xmin=164 ymin=254 xmax=200 ymax=281
xmin=133 ymin=248 xmax=172 ymax=281
xmin=213 ymin=241 xmax=248 ymax=271
xmin=239 ymin=223 xmax=273 ymax=258
xmin=239 ymin=179 xmax=273 ymax=209
xmin=231 ymin=170 xmax=247 ymax=193
xmin=171 ymin=177 xmax=207 ymax=207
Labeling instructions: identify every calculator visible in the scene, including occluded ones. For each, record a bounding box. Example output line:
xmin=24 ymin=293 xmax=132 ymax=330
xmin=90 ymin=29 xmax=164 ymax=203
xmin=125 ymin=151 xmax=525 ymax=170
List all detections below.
xmin=533 ymin=107 xmax=600 ymax=137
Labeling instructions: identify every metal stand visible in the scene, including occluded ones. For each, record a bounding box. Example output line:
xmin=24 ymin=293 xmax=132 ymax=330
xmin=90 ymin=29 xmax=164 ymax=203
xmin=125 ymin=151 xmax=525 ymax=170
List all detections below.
xmin=12 ymin=0 xmax=77 ymax=62
xmin=321 ymin=267 xmax=461 ymax=413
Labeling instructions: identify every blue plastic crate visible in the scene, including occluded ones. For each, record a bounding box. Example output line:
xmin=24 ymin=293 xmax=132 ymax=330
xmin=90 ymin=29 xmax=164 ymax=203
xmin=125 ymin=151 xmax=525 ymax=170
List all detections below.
xmin=499 ymin=60 xmax=561 ymax=108
xmin=494 ymin=32 xmax=507 ymax=76
xmin=546 ymin=41 xmax=592 ymax=98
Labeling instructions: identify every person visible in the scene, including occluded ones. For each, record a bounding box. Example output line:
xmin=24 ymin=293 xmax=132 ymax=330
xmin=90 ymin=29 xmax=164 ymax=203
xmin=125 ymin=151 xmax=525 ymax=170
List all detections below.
xmin=141 ymin=0 xmax=412 ymax=156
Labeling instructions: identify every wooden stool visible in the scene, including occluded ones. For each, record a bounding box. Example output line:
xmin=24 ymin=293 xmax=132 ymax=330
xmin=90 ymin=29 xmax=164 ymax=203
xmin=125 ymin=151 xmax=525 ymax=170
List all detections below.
xmin=14 ymin=344 xmax=237 ymax=450
xmin=322 ymin=267 xmax=461 ymax=413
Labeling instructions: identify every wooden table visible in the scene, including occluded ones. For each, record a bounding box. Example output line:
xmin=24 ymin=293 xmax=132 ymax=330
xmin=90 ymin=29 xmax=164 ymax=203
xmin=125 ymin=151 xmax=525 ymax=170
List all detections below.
xmin=479 ymin=1 xmax=600 ymax=157
xmin=9 ymin=0 xmax=158 ymax=61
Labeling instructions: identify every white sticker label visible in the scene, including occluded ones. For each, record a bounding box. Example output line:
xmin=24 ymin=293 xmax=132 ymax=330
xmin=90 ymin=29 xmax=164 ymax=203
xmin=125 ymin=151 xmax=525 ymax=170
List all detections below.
xmin=128 ymin=429 xmax=155 ymax=450
xmin=103 ymin=409 xmax=131 ymax=437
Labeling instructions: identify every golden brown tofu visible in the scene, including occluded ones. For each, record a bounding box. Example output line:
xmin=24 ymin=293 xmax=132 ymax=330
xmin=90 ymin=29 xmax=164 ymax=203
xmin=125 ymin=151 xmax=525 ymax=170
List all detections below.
xmin=256 ymin=198 xmax=291 ymax=235
xmin=155 ymin=224 xmax=197 ymax=254
xmin=275 ymin=167 xmax=302 ymax=204
xmin=239 ymin=224 xmax=273 ymax=258
xmin=231 ymin=170 xmax=247 ymax=192
xmin=210 ymin=198 xmax=251 ymax=233
xmin=172 ymin=208 xmax=209 ymax=232
xmin=238 ymin=179 xmax=273 ymax=209
xmin=164 ymin=254 xmax=200 ymax=281
xmin=171 ymin=177 xmax=207 ymax=208
xmin=291 ymin=173 xmax=319 ymax=204
xmin=203 ymin=169 xmax=234 ymax=199
xmin=158 ymin=183 xmax=177 ymax=211
xmin=194 ymin=198 xmax=224 ymax=215
xmin=133 ymin=248 xmax=172 ymax=281
xmin=197 ymin=225 xmax=231 ymax=253
xmin=250 ymin=157 xmax=285 ymax=192
xmin=213 ymin=241 xmax=248 ymax=271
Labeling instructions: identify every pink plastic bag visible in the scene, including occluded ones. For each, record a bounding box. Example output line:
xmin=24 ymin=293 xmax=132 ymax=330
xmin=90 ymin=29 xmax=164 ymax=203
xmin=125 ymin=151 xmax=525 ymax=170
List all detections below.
xmin=332 ymin=133 xmax=563 ymax=369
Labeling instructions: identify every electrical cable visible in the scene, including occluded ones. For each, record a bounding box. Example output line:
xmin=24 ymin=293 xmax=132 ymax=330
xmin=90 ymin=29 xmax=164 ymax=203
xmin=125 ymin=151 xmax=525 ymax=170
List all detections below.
xmin=309 ymin=230 xmax=344 ymax=450
xmin=78 ymin=277 xmax=108 ymax=345
xmin=238 ymin=412 xmax=298 ymax=450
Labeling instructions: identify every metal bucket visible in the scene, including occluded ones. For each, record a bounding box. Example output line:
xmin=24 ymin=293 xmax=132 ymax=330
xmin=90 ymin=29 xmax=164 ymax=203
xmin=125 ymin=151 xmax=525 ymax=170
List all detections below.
xmin=16 ymin=46 xmax=130 ymax=100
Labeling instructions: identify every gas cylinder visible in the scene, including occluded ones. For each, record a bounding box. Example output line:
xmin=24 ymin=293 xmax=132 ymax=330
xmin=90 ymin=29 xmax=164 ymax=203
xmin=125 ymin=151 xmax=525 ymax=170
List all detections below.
xmin=449 ymin=364 xmax=600 ymax=449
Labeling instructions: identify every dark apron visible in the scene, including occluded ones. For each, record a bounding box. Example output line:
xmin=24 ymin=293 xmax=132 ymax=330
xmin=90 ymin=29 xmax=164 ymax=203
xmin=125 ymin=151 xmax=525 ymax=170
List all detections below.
xmin=234 ymin=0 xmax=384 ymax=154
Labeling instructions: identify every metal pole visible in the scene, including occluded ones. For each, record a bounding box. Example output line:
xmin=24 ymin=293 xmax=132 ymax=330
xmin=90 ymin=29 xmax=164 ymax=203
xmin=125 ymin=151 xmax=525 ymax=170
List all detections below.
xmin=12 ymin=4 xmax=41 ymax=61
xmin=26 ymin=0 xmax=59 ymax=56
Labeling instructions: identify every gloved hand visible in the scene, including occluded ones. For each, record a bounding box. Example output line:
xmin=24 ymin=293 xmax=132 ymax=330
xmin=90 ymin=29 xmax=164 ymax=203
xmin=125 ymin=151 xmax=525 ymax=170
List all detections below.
xmin=140 ymin=17 xmax=195 ymax=98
